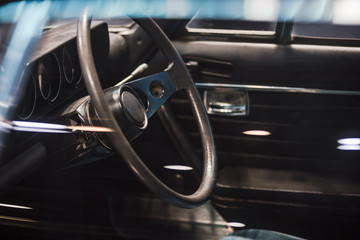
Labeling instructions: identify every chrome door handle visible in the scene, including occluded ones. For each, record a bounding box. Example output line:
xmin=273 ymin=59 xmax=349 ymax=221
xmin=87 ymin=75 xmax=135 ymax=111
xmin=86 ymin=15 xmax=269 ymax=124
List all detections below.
xmin=204 ymin=89 xmax=249 ymax=116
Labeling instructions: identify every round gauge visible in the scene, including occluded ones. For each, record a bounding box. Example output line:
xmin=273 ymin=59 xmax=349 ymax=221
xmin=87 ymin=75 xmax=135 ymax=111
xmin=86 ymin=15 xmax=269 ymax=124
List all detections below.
xmin=62 ymin=46 xmax=75 ymax=83
xmin=62 ymin=45 xmax=82 ymax=86
xmin=17 ymin=68 xmax=37 ymax=120
xmin=37 ymin=53 xmax=61 ymax=102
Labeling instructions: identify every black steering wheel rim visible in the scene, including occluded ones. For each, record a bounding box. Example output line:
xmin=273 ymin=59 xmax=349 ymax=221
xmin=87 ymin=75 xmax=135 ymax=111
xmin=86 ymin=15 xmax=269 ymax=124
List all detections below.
xmin=77 ymin=11 xmax=217 ymax=209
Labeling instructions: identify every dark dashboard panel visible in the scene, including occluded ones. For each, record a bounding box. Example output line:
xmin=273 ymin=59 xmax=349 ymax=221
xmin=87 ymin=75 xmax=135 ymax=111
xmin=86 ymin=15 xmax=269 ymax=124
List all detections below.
xmin=30 ymin=21 xmax=108 ymax=62
xmin=16 ymin=21 xmax=109 ymax=120
xmin=7 ymin=21 xmax=110 ymax=170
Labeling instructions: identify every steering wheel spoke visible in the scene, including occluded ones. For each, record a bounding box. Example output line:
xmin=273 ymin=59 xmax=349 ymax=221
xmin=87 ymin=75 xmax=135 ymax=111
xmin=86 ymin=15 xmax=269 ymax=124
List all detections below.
xmin=125 ymin=71 xmax=176 ymax=119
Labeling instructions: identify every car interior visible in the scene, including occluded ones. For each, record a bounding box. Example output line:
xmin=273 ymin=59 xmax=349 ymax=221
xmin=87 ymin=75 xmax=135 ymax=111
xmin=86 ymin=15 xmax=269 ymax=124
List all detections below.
xmin=0 ymin=1 xmax=360 ymax=239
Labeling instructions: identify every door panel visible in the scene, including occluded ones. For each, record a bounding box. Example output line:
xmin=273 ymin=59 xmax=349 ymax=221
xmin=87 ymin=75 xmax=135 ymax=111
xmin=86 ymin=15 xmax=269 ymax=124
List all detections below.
xmin=175 ymin=41 xmax=360 ymax=90
xmin=162 ymin=39 xmax=360 ymax=239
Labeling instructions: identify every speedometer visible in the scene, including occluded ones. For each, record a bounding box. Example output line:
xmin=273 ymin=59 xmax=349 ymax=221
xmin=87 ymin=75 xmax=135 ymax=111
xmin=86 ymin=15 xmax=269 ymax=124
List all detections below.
xmin=62 ymin=45 xmax=82 ymax=86
xmin=37 ymin=61 xmax=51 ymax=100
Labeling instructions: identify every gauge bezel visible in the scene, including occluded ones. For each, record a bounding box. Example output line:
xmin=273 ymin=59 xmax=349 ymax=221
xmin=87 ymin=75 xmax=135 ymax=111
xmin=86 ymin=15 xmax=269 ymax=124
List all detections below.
xmin=37 ymin=60 xmax=51 ymax=100
xmin=62 ymin=45 xmax=82 ymax=86
xmin=49 ymin=52 xmax=62 ymax=102
xmin=16 ymin=67 xmax=37 ymax=120
xmin=37 ymin=53 xmax=62 ymax=102
xmin=62 ymin=46 xmax=75 ymax=84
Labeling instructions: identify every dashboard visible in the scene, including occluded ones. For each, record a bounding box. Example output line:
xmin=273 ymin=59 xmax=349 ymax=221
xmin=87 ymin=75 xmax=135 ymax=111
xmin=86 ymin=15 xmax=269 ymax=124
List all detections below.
xmin=16 ymin=21 xmax=109 ymax=121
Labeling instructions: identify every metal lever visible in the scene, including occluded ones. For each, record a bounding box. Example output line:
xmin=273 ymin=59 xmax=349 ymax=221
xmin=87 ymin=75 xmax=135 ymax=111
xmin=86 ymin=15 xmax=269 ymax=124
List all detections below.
xmin=115 ymin=63 xmax=148 ymax=87
xmin=204 ymin=89 xmax=249 ymax=116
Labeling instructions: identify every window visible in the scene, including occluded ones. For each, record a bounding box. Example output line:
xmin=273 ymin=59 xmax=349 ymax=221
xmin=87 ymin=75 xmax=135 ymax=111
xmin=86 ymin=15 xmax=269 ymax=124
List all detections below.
xmin=186 ymin=0 xmax=279 ymax=35
xmin=187 ymin=19 xmax=276 ymax=35
xmin=294 ymin=23 xmax=360 ymax=39
xmin=45 ymin=17 xmax=134 ymax=30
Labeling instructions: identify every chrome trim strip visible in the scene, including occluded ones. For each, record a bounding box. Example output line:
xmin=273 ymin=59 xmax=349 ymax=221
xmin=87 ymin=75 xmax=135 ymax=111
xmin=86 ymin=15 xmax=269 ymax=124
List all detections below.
xmin=186 ymin=27 xmax=275 ymax=36
xmin=195 ymin=83 xmax=360 ymax=96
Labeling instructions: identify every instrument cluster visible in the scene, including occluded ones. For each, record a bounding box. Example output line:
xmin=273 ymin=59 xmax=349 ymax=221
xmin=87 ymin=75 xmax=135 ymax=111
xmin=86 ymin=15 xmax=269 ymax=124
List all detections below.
xmin=17 ymin=43 xmax=83 ymax=120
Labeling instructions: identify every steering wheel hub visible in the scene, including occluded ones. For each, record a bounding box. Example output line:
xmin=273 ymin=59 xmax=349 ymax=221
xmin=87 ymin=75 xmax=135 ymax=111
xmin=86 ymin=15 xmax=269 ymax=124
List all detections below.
xmin=121 ymin=90 xmax=147 ymax=128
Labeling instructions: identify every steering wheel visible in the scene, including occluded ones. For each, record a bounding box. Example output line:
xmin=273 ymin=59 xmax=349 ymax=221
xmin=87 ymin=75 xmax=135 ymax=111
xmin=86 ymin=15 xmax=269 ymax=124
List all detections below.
xmin=77 ymin=11 xmax=216 ymax=209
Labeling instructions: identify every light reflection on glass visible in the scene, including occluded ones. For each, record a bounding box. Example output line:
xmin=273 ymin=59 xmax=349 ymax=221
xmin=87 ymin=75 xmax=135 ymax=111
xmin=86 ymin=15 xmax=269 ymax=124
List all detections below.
xmin=333 ymin=0 xmax=360 ymax=25
xmin=337 ymin=145 xmax=360 ymax=151
xmin=337 ymin=138 xmax=360 ymax=151
xmin=0 ymin=120 xmax=114 ymax=133
xmin=66 ymin=125 xmax=113 ymax=132
xmin=337 ymin=138 xmax=360 ymax=145
xmin=12 ymin=127 xmax=70 ymax=134
xmin=0 ymin=215 xmax=36 ymax=223
xmin=227 ymin=222 xmax=246 ymax=228
xmin=0 ymin=203 xmax=32 ymax=210
xmin=13 ymin=121 xmax=66 ymax=129
xmin=243 ymin=130 xmax=271 ymax=136
xmin=0 ymin=101 xmax=9 ymax=108
xmin=0 ymin=121 xmax=12 ymax=133
xmin=163 ymin=165 xmax=193 ymax=171
xmin=1 ymin=1 xmax=360 ymax=24
xmin=244 ymin=0 xmax=279 ymax=21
